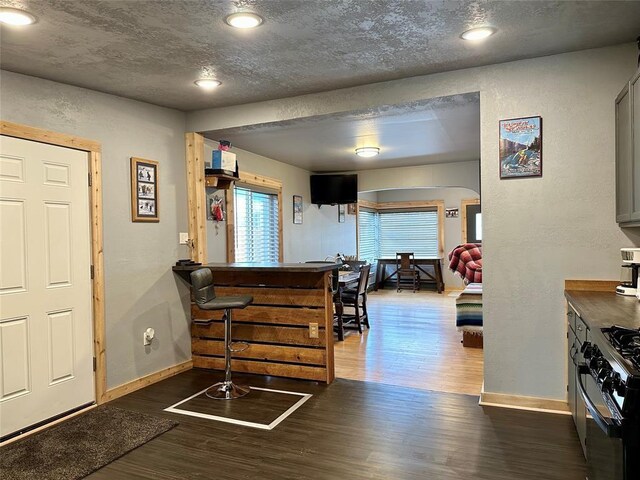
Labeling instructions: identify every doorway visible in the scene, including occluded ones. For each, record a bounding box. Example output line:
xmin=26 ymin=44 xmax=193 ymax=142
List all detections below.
xmin=0 ymin=123 xmax=106 ymax=441
xmin=334 ymin=186 xmax=483 ymax=396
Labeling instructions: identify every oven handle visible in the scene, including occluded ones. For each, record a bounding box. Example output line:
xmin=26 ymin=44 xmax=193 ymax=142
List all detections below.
xmin=576 ymin=365 xmax=622 ymax=438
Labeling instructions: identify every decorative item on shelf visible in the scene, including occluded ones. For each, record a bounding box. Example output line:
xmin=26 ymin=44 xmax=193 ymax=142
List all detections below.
xmin=338 ymin=204 xmax=345 ymax=223
xmin=205 ymin=139 xmax=239 ymax=189
xmin=347 ymin=203 xmax=357 ymax=215
xmin=130 ymin=157 xmax=159 ymax=222
xmin=499 ymin=116 xmax=542 ymax=179
xmin=293 ymin=195 xmax=303 ymax=224
xmin=445 ymin=208 xmax=459 ymax=218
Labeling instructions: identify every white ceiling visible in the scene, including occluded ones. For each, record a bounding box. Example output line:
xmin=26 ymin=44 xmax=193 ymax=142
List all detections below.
xmin=0 ymin=1 xmax=639 ymax=111
xmin=204 ymin=93 xmax=480 ymax=172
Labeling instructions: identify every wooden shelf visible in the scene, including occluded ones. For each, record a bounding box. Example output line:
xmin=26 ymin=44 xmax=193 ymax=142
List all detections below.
xmin=205 ymin=173 xmax=237 ymax=189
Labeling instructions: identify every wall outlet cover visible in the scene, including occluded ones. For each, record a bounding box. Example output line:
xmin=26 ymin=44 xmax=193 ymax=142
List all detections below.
xmin=309 ymin=323 xmax=319 ymax=338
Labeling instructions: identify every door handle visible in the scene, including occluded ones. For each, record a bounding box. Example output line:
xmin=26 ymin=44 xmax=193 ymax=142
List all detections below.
xmin=576 ymin=367 xmax=622 ymax=438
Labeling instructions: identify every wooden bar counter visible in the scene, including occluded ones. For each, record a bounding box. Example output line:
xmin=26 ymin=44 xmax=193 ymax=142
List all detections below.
xmin=173 ymin=262 xmax=338 ymax=384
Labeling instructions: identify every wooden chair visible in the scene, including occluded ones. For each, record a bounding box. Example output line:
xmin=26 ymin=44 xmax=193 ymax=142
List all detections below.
xmin=396 ymin=252 xmax=420 ymax=292
xmin=340 ymin=264 xmax=371 ymax=333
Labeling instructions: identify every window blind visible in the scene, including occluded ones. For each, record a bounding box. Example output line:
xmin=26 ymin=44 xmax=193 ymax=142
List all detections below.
xmin=234 ymin=186 xmax=280 ymax=263
xmin=378 ymin=210 xmax=438 ymax=258
xmin=358 ymin=209 xmax=379 ymax=264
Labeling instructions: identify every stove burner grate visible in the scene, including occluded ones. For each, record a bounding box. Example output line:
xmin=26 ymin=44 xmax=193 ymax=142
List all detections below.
xmin=603 ymin=326 xmax=640 ymax=369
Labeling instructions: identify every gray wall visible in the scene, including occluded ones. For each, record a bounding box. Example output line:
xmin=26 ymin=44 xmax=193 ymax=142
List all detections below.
xmin=357 ymin=160 xmax=479 ymax=193
xmin=0 ymin=70 xmax=191 ymax=389
xmin=187 ymin=43 xmax=640 ymax=401
xmin=375 ymin=188 xmax=480 ymax=289
xmin=204 ymin=140 xmax=357 ymax=263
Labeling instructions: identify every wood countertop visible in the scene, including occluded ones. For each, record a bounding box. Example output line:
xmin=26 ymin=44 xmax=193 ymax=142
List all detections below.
xmin=172 ymin=262 xmax=340 ymax=273
xmin=564 ymin=289 xmax=640 ymax=330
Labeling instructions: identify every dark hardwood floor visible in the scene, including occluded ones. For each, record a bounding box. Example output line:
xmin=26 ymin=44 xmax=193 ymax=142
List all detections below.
xmin=87 ymin=369 xmax=586 ymax=480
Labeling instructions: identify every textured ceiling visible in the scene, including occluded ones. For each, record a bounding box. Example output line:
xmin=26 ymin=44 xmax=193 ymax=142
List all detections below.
xmin=1 ymin=1 xmax=639 ymax=111
xmin=204 ymin=93 xmax=480 ymax=172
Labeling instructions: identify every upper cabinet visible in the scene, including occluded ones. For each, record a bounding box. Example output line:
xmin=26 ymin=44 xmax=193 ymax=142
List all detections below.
xmin=616 ymin=67 xmax=640 ymax=227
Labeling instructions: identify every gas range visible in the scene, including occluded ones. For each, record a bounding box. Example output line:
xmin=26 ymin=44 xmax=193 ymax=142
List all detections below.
xmin=582 ymin=326 xmax=640 ymax=418
xmin=579 ymin=325 xmax=640 ymax=480
xmin=604 ymin=326 xmax=640 ymax=371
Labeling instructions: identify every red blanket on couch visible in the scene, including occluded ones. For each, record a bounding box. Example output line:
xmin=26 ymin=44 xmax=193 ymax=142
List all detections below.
xmin=448 ymin=243 xmax=482 ymax=284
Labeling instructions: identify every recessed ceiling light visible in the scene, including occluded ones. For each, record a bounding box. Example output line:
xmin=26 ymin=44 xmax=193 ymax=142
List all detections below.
xmin=355 ymin=147 xmax=380 ymax=158
xmin=460 ymin=26 xmax=496 ymax=41
xmin=225 ymin=12 xmax=263 ymax=29
xmin=0 ymin=7 xmax=37 ymax=26
xmin=195 ymin=79 xmax=222 ymax=90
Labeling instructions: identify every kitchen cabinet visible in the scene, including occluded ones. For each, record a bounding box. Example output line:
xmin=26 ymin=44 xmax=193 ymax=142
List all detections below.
xmin=616 ymin=67 xmax=640 ymax=227
xmin=567 ymin=305 xmax=587 ymax=457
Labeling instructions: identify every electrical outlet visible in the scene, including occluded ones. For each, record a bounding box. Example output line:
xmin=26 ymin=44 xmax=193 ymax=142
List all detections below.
xmin=143 ymin=327 xmax=155 ymax=346
xmin=179 ymin=232 xmax=189 ymax=245
xmin=309 ymin=323 xmax=319 ymax=339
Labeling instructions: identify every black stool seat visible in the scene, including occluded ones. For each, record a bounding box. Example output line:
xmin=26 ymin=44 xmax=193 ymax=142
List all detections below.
xmin=197 ymin=296 xmax=253 ymax=310
xmin=190 ymin=268 xmax=253 ymax=400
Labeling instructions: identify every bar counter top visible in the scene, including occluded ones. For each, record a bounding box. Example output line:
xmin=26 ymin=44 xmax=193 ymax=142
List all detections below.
xmin=172 ymin=262 xmax=340 ymax=273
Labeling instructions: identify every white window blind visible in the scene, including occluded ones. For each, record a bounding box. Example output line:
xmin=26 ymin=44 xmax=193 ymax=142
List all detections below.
xmin=378 ymin=210 xmax=438 ymax=258
xmin=234 ymin=186 xmax=280 ymax=263
xmin=358 ymin=209 xmax=379 ymax=264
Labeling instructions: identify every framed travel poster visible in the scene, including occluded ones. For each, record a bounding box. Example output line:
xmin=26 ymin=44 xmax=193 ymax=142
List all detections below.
xmin=499 ymin=116 xmax=542 ymax=179
xmin=131 ymin=157 xmax=159 ymax=222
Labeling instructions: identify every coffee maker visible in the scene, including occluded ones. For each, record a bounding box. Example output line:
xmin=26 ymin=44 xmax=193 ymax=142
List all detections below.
xmin=616 ymin=248 xmax=640 ymax=296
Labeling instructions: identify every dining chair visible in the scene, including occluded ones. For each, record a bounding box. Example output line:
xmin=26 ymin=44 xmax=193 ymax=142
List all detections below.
xmin=395 ymin=252 xmax=420 ymax=292
xmin=340 ymin=263 xmax=371 ymax=333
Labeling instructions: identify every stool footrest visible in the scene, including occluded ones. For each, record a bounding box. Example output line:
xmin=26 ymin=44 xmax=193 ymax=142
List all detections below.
xmin=230 ymin=341 xmax=249 ymax=353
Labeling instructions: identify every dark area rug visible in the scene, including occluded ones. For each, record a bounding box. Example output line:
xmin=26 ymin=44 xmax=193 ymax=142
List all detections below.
xmin=0 ymin=405 xmax=177 ymax=480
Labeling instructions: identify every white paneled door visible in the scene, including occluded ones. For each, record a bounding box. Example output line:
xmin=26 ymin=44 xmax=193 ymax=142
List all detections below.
xmin=0 ymin=136 xmax=94 ymax=438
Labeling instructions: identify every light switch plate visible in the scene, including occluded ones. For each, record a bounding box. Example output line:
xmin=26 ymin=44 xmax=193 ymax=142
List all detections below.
xmin=179 ymin=232 xmax=189 ymax=245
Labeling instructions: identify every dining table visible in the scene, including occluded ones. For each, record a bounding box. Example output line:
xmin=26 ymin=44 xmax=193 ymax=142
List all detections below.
xmin=374 ymin=257 xmax=445 ymax=293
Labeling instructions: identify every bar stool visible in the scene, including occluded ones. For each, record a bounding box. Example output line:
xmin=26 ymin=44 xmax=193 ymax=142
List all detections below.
xmin=190 ymin=268 xmax=253 ymax=400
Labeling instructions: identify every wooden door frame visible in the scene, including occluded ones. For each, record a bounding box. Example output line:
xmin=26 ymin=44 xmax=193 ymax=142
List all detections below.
xmin=185 ymin=132 xmax=284 ymax=263
xmin=461 ymin=198 xmax=481 ymax=243
xmin=0 ymin=120 xmax=107 ymax=404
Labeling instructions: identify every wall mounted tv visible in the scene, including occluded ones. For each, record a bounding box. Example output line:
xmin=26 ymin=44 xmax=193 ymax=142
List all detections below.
xmin=310 ymin=174 xmax=358 ymax=206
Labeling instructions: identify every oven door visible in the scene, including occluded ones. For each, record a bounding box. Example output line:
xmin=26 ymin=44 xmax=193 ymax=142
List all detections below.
xmin=577 ymin=367 xmax=624 ymax=480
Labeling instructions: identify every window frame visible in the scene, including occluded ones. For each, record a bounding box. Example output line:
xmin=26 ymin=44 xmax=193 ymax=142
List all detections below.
xmin=356 ymin=199 xmax=445 ymax=260
xmin=225 ymin=172 xmax=284 ymax=263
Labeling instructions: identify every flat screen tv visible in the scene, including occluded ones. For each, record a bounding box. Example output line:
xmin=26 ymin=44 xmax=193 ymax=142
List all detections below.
xmin=310 ymin=174 xmax=358 ymax=205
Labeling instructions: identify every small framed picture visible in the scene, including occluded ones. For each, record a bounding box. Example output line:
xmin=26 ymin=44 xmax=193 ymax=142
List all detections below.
xmin=338 ymin=204 xmax=345 ymax=223
xmin=131 ymin=157 xmax=159 ymax=222
xmin=499 ymin=116 xmax=542 ymax=179
xmin=293 ymin=195 xmax=303 ymax=224
xmin=347 ymin=203 xmax=357 ymax=215
xmin=445 ymin=208 xmax=459 ymax=218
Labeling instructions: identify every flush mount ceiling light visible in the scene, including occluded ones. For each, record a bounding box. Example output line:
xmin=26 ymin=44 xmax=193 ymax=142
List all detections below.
xmin=355 ymin=147 xmax=380 ymax=158
xmin=225 ymin=12 xmax=263 ymax=29
xmin=460 ymin=26 xmax=497 ymax=41
xmin=0 ymin=7 xmax=37 ymax=26
xmin=195 ymin=79 xmax=222 ymax=90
